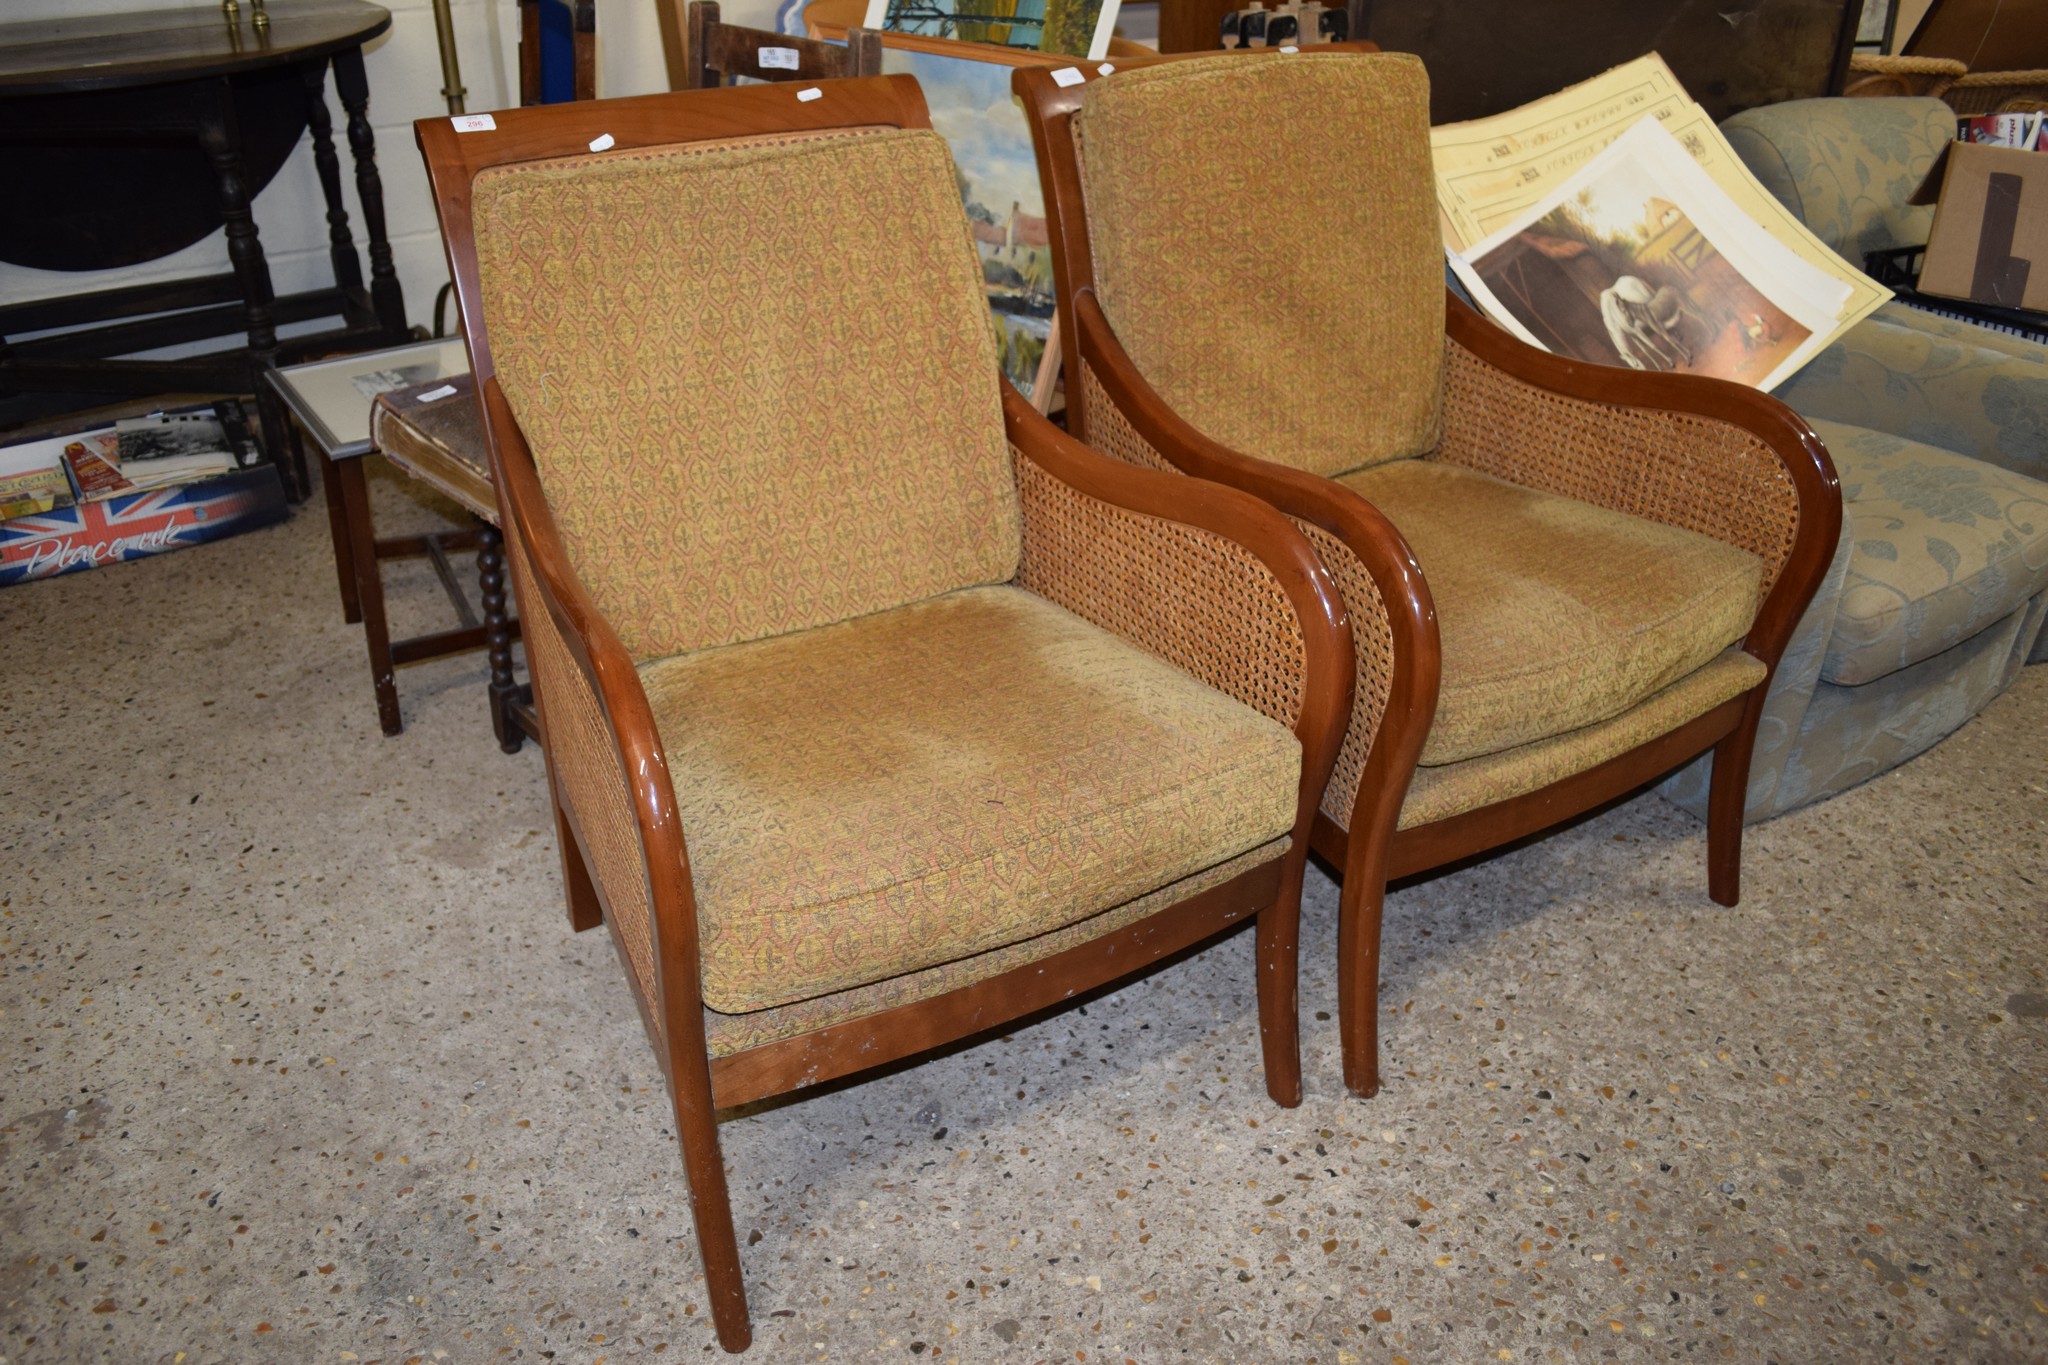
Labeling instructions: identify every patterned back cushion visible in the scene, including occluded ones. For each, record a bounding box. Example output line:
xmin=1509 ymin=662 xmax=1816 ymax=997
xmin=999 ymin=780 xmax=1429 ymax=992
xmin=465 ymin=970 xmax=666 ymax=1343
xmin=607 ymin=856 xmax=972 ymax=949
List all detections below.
xmin=1720 ymin=97 xmax=1952 ymax=264
xmin=1072 ymin=52 xmax=1444 ymax=477
xmin=471 ymin=129 xmax=1021 ymax=661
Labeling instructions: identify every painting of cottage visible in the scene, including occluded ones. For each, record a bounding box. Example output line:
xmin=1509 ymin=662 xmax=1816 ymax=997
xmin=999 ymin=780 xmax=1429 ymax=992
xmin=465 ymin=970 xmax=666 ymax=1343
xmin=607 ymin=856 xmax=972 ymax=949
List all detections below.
xmin=881 ymin=43 xmax=1059 ymax=401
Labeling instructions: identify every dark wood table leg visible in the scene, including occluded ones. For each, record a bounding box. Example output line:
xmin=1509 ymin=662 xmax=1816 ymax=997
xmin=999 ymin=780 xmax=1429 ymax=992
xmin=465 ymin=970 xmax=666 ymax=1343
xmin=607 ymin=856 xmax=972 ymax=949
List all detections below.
xmin=331 ymin=46 xmax=409 ymax=344
xmin=477 ymin=520 xmax=525 ymax=754
xmin=313 ymin=433 xmax=361 ymax=625
xmin=335 ymin=455 xmax=403 ymax=736
xmin=301 ymin=58 xmax=365 ymax=300
xmin=197 ymin=75 xmax=298 ymax=495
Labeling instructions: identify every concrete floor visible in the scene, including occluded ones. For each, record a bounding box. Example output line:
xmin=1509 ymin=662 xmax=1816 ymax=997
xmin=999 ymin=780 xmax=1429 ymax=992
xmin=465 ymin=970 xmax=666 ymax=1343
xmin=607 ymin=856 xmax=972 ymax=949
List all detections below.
xmin=2 ymin=468 xmax=2043 ymax=1365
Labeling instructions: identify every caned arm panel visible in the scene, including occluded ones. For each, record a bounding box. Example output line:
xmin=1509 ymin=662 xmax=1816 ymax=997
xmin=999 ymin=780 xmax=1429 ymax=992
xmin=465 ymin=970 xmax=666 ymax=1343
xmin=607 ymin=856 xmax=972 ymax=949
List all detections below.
xmin=1012 ymin=444 xmax=1308 ymax=733
xmin=1433 ymin=333 xmax=1805 ymax=604
xmin=505 ymin=513 xmax=664 ymax=1039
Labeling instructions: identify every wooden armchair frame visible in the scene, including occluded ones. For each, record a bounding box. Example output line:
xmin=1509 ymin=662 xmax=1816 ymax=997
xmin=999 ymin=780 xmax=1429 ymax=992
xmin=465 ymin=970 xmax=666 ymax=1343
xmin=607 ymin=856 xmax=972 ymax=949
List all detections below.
xmin=416 ymin=77 xmax=1354 ymax=1353
xmin=1014 ymin=53 xmax=1843 ymax=1100
xmin=682 ymin=0 xmax=882 ymax=89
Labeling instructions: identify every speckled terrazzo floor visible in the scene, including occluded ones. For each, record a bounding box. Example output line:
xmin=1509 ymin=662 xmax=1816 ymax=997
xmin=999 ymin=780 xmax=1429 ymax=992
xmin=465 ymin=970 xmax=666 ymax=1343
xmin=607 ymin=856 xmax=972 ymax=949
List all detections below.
xmin=2 ymin=467 xmax=2044 ymax=1365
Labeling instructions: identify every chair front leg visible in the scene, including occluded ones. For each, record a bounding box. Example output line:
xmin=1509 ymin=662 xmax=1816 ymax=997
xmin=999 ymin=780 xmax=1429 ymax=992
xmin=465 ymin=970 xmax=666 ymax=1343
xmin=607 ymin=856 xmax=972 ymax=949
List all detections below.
xmin=669 ymin=1057 xmax=752 ymax=1352
xmin=1336 ymin=831 xmax=1395 ymax=1099
xmin=1255 ymin=860 xmax=1305 ymax=1108
xmin=1706 ymin=686 xmax=1769 ymax=907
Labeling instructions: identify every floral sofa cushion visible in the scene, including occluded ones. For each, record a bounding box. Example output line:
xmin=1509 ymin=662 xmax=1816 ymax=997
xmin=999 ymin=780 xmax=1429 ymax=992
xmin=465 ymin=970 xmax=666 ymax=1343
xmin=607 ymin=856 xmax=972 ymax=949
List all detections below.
xmin=1809 ymin=418 xmax=2048 ymax=687
xmin=1776 ymin=302 xmax=2048 ymax=485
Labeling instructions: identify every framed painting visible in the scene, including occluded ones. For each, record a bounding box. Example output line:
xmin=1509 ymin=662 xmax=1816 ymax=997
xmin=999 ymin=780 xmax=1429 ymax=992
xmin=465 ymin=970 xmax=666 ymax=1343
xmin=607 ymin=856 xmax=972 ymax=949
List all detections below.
xmin=863 ymin=0 xmax=1121 ymax=62
xmin=879 ymin=33 xmax=1081 ymax=410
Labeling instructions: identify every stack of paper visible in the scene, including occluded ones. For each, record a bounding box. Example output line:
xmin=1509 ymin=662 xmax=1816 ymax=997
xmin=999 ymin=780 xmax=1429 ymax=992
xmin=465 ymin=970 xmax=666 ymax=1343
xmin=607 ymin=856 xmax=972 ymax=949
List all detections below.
xmin=1432 ymin=55 xmax=1890 ymax=392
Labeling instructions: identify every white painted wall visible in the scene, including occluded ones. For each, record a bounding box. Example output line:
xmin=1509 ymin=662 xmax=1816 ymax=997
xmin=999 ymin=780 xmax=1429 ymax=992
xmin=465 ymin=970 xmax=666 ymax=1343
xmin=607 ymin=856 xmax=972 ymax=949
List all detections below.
xmin=0 ymin=0 xmax=772 ymax=338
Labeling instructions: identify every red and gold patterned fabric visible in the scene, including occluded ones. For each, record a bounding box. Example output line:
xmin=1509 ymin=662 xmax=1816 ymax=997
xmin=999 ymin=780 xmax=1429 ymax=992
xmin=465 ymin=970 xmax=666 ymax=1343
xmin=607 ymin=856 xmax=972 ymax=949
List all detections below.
xmin=1339 ymin=460 xmax=1764 ymax=765
xmin=1072 ymin=52 xmax=1445 ymax=477
xmin=471 ymin=129 xmax=1021 ymax=661
xmin=637 ymin=585 xmax=1302 ymax=1014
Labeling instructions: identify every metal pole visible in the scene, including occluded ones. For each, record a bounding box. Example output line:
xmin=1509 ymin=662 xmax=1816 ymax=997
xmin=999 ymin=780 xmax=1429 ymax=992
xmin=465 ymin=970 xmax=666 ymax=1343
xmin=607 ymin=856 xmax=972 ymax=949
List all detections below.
xmin=431 ymin=0 xmax=469 ymax=114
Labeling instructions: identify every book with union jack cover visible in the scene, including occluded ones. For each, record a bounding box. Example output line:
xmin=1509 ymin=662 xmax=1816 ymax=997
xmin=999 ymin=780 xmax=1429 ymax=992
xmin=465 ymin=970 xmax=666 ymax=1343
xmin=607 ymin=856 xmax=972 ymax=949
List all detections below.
xmin=0 ymin=464 xmax=286 ymax=587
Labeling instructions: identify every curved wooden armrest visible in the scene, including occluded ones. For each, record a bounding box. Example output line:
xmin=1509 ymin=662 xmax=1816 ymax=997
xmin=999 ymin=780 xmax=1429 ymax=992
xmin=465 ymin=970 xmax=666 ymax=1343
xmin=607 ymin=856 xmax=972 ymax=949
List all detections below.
xmin=1002 ymin=382 xmax=1354 ymax=815
xmin=1438 ymin=292 xmax=1842 ymax=671
xmin=480 ymin=376 xmax=709 ymax=1030
xmin=1067 ymin=291 xmax=1440 ymax=835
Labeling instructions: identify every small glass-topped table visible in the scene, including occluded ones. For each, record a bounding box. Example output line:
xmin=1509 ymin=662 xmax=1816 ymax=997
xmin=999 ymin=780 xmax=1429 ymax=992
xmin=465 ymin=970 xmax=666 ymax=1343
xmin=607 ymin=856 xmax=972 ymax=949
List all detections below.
xmin=267 ymin=338 xmax=534 ymax=751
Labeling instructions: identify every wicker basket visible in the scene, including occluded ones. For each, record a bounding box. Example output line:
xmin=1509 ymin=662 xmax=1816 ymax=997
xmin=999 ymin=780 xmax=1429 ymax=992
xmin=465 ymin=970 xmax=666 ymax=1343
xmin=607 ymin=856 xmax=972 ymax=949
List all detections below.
xmin=1943 ymin=68 xmax=2048 ymax=114
xmin=1844 ymin=53 xmax=1966 ymax=99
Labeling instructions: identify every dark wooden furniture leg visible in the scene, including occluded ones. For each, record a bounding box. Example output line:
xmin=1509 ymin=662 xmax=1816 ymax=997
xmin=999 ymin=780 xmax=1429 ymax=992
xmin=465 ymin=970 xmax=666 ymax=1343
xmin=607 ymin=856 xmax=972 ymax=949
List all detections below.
xmin=197 ymin=76 xmax=298 ymax=495
xmin=313 ymin=435 xmax=362 ymax=625
xmin=477 ymin=520 xmax=526 ymax=754
xmin=334 ymin=454 xmax=404 ymax=736
xmin=301 ymin=59 xmax=366 ymax=299
xmin=331 ymin=46 xmax=408 ymax=343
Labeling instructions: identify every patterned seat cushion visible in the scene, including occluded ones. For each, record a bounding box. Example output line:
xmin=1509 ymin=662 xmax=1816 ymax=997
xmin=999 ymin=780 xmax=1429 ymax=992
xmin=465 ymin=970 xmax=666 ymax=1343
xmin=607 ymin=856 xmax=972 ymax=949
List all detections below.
xmin=1340 ymin=460 xmax=1764 ymax=766
xmin=637 ymin=585 xmax=1302 ymax=1015
xmin=1808 ymin=419 xmax=2048 ymax=687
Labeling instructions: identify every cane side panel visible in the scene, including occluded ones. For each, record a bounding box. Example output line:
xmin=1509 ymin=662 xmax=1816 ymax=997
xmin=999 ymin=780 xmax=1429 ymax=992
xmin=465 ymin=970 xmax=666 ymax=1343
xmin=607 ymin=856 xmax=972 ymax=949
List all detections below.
xmin=1077 ymin=359 xmax=1179 ymax=473
xmin=1435 ymin=338 xmax=1802 ymax=604
xmin=1079 ymin=358 xmax=1396 ymax=831
xmin=1013 ymin=447 xmax=1306 ymax=732
xmin=506 ymin=525 xmax=663 ymax=1034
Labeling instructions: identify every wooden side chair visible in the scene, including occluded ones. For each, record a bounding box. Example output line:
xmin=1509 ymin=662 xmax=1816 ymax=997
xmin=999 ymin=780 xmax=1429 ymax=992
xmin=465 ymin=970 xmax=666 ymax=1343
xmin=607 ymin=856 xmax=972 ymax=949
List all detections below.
xmin=414 ymin=76 xmax=1352 ymax=1352
xmin=684 ymin=0 xmax=881 ymax=88
xmin=1014 ymin=51 xmax=1842 ymax=1099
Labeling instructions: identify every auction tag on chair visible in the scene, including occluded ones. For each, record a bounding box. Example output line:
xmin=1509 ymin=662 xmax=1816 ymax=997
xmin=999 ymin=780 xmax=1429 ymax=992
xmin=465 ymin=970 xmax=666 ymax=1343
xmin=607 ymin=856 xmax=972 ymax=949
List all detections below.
xmin=759 ymin=46 xmax=800 ymax=70
xmin=451 ymin=113 xmax=496 ymax=133
xmin=796 ymin=86 xmax=823 ymax=102
xmin=1051 ymin=66 xmax=1085 ymax=87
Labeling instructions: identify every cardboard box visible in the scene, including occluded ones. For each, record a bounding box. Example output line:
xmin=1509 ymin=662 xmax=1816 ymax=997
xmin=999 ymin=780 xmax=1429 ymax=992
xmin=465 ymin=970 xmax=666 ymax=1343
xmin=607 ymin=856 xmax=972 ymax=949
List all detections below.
xmin=0 ymin=464 xmax=286 ymax=587
xmin=1909 ymin=140 xmax=2048 ymax=313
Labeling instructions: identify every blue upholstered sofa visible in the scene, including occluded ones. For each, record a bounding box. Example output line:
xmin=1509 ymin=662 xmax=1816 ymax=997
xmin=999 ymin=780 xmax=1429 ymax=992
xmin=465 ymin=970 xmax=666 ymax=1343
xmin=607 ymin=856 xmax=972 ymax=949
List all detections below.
xmin=1663 ymin=96 xmax=2048 ymax=822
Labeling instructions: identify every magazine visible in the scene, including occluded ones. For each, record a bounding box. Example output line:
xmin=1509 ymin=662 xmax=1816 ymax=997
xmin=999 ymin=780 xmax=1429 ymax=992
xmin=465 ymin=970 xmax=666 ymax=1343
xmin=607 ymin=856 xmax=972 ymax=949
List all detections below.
xmin=29 ymin=400 xmax=257 ymax=506
xmin=1450 ymin=119 xmax=1853 ymax=392
xmin=0 ymin=433 xmax=78 ymax=520
xmin=1431 ymin=55 xmax=1890 ymax=343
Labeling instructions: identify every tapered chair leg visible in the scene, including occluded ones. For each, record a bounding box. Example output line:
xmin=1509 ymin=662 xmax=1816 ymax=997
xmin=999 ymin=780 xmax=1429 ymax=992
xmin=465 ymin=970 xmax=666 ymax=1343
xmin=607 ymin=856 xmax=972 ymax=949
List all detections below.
xmin=671 ymin=1065 xmax=752 ymax=1352
xmin=556 ymin=797 xmax=604 ymax=933
xmin=1255 ymin=870 xmax=1304 ymax=1108
xmin=1336 ymin=865 xmax=1389 ymax=1098
xmin=1705 ymin=695 xmax=1766 ymax=907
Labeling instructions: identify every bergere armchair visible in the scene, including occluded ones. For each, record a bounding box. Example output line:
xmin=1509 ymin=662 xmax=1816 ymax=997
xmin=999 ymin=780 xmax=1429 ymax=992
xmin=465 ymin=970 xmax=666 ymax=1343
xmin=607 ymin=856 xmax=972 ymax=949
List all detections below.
xmin=415 ymin=77 xmax=1351 ymax=1352
xmin=1014 ymin=51 xmax=1842 ymax=1099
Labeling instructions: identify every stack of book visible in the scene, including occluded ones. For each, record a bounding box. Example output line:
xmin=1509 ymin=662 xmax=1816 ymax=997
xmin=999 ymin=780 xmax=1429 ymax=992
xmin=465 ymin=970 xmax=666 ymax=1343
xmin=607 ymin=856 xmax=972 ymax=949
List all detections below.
xmin=0 ymin=399 xmax=286 ymax=586
xmin=1958 ymin=112 xmax=2046 ymax=151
